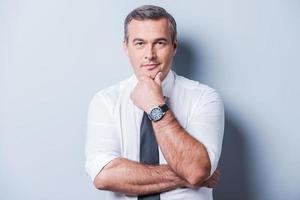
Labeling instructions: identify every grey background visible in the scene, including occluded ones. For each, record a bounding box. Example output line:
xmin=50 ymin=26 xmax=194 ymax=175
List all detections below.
xmin=1 ymin=0 xmax=299 ymax=200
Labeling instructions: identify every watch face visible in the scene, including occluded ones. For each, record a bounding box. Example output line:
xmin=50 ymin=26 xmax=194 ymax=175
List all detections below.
xmin=150 ymin=107 xmax=163 ymax=121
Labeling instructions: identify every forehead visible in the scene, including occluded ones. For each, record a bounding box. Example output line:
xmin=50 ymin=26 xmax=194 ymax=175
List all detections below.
xmin=127 ymin=18 xmax=171 ymax=41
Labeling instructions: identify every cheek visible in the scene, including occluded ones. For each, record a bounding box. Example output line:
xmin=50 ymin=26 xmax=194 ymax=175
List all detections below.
xmin=160 ymin=47 xmax=175 ymax=59
xmin=161 ymin=51 xmax=174 ymax=64
xmin=129 ymin=50 xmax=143 ymax=62
xmin=128 ymin=53 xmax=140 ymax=66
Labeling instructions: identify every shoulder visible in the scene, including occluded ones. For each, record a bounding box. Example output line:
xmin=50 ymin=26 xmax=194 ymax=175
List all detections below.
xmin=90 ymin=76 xmax=133 ymax=107
xmin=174 ymin=73 xmax=222 ymax=103
xmin=170 ymin=72 xmax=224 ymax=126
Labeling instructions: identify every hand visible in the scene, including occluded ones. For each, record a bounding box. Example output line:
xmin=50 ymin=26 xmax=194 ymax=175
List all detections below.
xmin=201 ymin=168 xmax=221 ymax=188
xmin=130 ymin=72 xmax=165 ymax=113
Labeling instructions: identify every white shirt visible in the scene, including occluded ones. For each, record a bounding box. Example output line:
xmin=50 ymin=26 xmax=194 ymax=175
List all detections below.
xmin=85 ymin=70 xmax=224 ymax=200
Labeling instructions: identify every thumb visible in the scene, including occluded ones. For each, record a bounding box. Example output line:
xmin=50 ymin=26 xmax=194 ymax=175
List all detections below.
xmin=154 ymin=72 xmax=162 ymax=86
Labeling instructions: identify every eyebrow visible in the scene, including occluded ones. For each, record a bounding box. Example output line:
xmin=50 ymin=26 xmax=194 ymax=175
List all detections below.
xmin=132 ymin=38 xmax=144 ymax=43
xmin=132 ymin=38 xmax=169 ymax=43
xmin=153 ymin=38 xmax=168 ymax=43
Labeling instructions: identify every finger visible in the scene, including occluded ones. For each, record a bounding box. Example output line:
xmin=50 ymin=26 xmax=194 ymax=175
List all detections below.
xmin=206 ymin=176 xmax=219 ymax=186
xmin=202 ymin=180 xmax=210 ymax=188
xmin=207 ymin=179 xmax=218 ymax=187
xmin=214 ymin=168 xmax=221 ymax=175
xmin=212 ymin=169 xmax=221 ymax=178
xmin=212 ymin=172 xmax=220 ymax=180
xmin=154 ymin=72 xmax=162 ymax=86
xmin=206 ymin=181 xmax=215 ymax=188
xmin=212 ymin=172 xmax=220 ymax=181
xmin=212 ymin=179 xmax=218 ymax=186
xmin=215 ymin=172 xmax=221 ymax=181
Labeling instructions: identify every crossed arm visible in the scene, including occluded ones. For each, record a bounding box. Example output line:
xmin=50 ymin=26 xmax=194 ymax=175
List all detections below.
xmin=93 ymin=157 xmax=186 ymax=196
xmin=93 ymin=157 xmax=220 ymax=196
xmin=93 ymin=110 xmax=220 ymax=196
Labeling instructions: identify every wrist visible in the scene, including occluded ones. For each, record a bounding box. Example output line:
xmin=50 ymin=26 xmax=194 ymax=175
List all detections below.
xmin=146 ymin=99 xmax=166 ymax=114
xmin=147 ymin=103 xmax=169 ymax=122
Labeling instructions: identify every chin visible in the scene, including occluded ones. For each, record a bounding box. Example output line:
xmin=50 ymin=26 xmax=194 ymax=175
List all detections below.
xmin=149 ymin=71 xmax=160 ymax=79
xmin=137 ymin=68 xmax=162 ymax=79
xmin=150 ymin=69 xmax=163 ymax=79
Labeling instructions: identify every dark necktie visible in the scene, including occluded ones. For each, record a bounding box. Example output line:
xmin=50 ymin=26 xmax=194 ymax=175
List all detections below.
xmin=138 ymin=111 xmax=160 ymax=200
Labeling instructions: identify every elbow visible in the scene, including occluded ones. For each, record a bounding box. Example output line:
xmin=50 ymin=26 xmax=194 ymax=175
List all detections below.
xmin=186 ymin=170 xmax=210 ymax=186
xmin=92 ymin=158 xmax=121 ymax=190
xmin=93 ymin=171 xmax=109 ymax=190
xmin=186 ymin=164 xmax=211 ymax=186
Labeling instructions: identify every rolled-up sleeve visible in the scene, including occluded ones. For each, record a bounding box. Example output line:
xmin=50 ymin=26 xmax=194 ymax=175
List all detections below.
xmin=85 ymin=92 xmax=121 ymax=181
xmin=185 ymin=88 xmax=224 ymax=176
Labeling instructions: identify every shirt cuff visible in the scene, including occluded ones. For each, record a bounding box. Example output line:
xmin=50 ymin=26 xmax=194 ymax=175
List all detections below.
xmin=85 ymin=154 xmax=119 ymax=181
xmin=205 ymin=146 xmax=219 ymax=177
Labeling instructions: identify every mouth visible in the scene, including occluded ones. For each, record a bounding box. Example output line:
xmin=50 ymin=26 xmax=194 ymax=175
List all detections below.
xmin=142 ymin=63 xmax=160 ymax=70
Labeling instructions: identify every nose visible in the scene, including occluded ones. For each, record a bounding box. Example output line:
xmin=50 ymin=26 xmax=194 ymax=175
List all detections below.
xmin=144 ymin=45 xmax=157 ymax=60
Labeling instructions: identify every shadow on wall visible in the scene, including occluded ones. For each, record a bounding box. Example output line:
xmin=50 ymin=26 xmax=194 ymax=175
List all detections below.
xmin=173 ymin=39 xmax=253 ymax=200
xmin=214 ymin=114 xmax=254 ymax=200
xmin=173 ymin=38 xmax=204 ymax=81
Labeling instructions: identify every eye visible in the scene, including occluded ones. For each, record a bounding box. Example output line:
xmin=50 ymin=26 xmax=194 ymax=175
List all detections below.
xmin=156 ymin=41 xmax=166 ymax=47
xmin=134 ymin=42 xmax=144 ymax=48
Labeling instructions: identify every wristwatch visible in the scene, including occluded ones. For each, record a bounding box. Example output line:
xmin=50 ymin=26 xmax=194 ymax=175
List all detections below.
xmin=147 ymin=104 xmax=169 ymax=122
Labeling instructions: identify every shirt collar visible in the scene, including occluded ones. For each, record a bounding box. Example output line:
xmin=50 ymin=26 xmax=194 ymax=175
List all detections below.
xmin=128 ymin=70 xmax=175 ymax=98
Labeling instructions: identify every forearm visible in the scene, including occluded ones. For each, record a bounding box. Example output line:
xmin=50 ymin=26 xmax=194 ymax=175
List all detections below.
xmin=93 ymin=157 xmax=187 ymax=196
xmin=152 ymin=110 xmax=211 ymax=185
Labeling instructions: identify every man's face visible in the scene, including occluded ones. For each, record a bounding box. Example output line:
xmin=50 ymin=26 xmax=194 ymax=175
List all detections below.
xmin=123 ymin=18 xmax=177 ymax=80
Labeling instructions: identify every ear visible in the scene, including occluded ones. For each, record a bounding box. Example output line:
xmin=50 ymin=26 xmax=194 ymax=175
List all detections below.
xmin=173 ymin=40 xmax=178 ymax=56
xmin=123 ymin=41 xmax=129 ymax=56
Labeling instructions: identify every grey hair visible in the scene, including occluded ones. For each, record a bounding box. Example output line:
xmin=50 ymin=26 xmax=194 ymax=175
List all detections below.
xmin=124 ymin=5 xmax=177 ymax=44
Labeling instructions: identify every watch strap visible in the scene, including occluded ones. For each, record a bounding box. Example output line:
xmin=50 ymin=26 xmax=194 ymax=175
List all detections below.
xmin=160 ymin=104 xmax=169 ymax=113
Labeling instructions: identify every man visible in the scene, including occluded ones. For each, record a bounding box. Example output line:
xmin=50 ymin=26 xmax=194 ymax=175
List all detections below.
xmin=85 ymin=5 xmax=224 ymax=200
